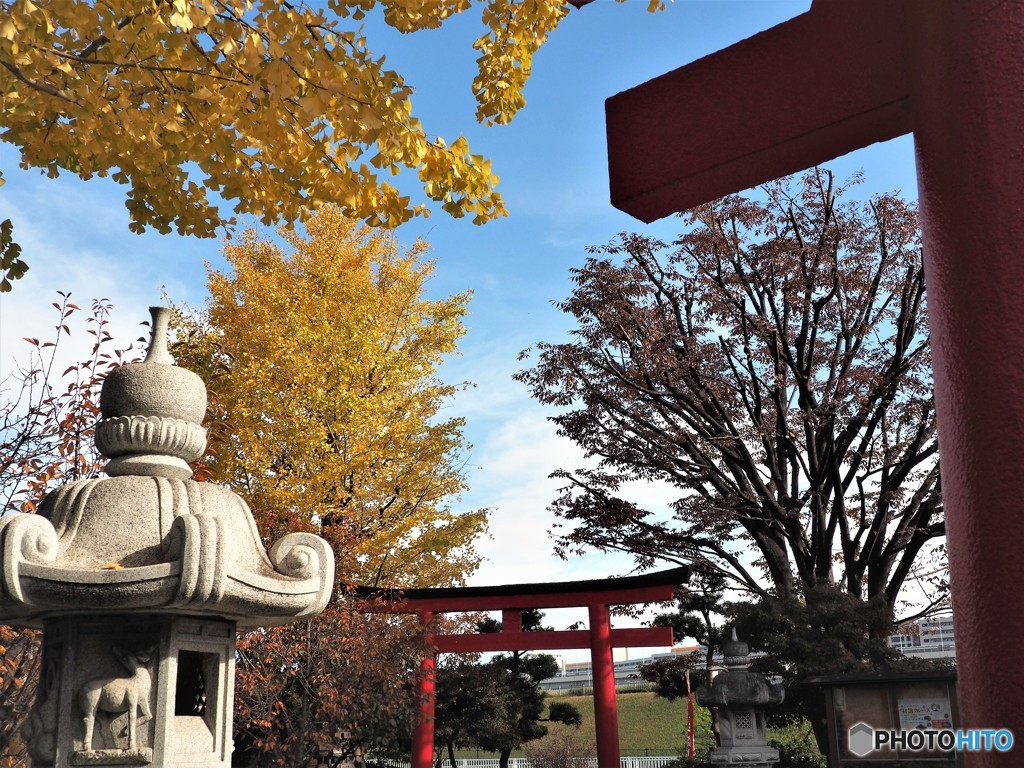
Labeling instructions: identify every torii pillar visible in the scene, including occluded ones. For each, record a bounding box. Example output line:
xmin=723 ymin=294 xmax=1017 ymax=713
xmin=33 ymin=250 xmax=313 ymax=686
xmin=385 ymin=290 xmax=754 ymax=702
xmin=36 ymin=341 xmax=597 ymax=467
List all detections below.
xmin=605 ymin=1 xmax=1024 ymax=763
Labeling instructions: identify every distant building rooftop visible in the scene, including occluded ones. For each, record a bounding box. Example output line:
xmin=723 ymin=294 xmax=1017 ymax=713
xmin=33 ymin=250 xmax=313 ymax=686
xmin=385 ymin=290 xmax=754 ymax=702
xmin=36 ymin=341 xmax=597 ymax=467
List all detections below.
xmin=888 ymin=613 xmax=956 ymax=661
xmin=539 ymin=645 xmax=701 ymax=693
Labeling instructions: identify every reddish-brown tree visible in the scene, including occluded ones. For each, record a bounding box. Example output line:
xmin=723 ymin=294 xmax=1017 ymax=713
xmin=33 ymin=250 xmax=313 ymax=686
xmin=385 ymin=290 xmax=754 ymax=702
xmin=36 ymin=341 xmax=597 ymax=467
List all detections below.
xmin=0 ymin=296 xmax=138 ymax=766
xmin=1 ymin=295 xmax=135 ymax=513
xmin=232 ymin=603 xmax=427 ymax=767
xmin=0 ymin=626 xmax=38 ymax=768
xmin=518 ymin=170 xmax=943 ymax=631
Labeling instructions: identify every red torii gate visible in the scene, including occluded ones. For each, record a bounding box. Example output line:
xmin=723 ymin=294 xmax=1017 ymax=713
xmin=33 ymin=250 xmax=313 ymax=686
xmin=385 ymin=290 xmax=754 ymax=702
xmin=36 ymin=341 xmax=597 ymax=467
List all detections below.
xmin=357 ymin=567 xmax=690 ymax=768
xmin=605 ymin=1 xmax=1024 ymax=764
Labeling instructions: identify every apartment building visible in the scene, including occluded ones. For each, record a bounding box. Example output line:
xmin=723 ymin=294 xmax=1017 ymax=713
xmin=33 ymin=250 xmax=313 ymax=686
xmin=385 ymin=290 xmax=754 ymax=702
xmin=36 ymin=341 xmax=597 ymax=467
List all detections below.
xmin=888 ymin=613 xmax=956 ymax=661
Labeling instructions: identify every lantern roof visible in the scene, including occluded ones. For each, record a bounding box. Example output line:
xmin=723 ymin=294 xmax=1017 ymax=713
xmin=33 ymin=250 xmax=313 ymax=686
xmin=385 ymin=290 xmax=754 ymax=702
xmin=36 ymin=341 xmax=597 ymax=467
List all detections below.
xmin=0 ymin=308 xmax=334 ymax=629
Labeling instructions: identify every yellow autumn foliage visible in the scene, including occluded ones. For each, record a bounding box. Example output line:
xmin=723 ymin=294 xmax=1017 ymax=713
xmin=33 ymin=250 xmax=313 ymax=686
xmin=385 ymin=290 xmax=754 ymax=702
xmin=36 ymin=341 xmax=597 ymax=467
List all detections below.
xmin=174 ymin=205 xmax=486 ymax=588
xmin=0 ymin=0 xmax=661 ymax=250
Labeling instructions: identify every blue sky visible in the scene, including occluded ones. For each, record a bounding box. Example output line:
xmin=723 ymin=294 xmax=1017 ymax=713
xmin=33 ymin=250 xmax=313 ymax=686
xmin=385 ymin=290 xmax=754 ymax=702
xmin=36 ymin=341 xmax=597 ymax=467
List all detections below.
xmin=0 ymin=1 xmax=920 ymax=643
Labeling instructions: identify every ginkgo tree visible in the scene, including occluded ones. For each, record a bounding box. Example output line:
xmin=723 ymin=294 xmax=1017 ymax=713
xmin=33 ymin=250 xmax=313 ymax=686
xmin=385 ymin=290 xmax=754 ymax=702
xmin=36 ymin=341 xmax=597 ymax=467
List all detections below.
xmin=176 ymin=204 xmax=486 ymax=586
xmin=0 ymin=0 xmax=661 ymax=288
xmin=172 ymin=206 xmax=488 ymax=764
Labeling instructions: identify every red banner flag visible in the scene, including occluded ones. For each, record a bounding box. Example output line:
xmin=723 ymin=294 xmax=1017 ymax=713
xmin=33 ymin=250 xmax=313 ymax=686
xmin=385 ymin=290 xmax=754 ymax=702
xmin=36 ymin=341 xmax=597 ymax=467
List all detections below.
xmin=685 ymin=669 xmax=695 ymax=758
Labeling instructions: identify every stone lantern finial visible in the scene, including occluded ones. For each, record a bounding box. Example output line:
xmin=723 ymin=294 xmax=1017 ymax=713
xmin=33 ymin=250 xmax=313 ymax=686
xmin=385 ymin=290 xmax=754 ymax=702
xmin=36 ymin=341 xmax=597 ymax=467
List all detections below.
xmin=0 ymin=306 xmax=335 ymax=768
xmin=143 ymin=306 xmax=173 ymax=365
xmin=95 ymin=306 xmax=207 ymax=480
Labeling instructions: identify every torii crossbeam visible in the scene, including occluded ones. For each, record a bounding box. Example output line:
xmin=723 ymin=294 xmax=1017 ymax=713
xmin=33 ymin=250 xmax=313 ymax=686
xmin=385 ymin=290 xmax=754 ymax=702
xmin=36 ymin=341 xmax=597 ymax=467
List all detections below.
xmin=357 ymin=566 xmax=690 ymax=768
xmin=605 ymin=1 xmax=1024 ymax=763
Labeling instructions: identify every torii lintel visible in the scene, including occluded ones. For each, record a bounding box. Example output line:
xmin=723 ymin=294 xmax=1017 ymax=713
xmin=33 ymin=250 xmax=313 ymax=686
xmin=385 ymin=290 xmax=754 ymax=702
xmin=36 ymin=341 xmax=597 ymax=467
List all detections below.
xmin=606 ymin=0 xmax=911 ymax=222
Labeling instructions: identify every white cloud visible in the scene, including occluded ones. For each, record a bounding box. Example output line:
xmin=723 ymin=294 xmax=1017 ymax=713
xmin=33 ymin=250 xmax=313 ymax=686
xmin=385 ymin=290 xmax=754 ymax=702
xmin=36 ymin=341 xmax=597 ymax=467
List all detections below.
xmin=460 ymin=410 xmax=582 ymax=582
xmin=0 ymin=158 xmax=215 ymax=381
xmin=460 ymin=405 xmax=679 ymax=584
xmin=454 ymin=407 xmax=684 ymax=660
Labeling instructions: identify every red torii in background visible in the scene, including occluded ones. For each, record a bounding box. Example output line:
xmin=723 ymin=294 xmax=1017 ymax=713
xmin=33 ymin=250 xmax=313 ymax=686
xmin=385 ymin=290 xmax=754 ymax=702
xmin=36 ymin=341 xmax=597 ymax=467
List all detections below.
xmin=358 ymin=567 xmax=690 ymax=768
xmin=605 ymin=1 xmax=1024 ymax=764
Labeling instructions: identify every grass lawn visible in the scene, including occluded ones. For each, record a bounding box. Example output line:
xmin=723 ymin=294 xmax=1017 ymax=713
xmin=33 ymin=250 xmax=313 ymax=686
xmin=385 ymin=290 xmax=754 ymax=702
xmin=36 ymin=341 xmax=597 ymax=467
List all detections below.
xmin=451 ymin=691 xmax=821 ymax=763
xmin=551 ymin=691 xmax=708 ymax=755
xmin=453 ymin=691 xmax=713 ymax=758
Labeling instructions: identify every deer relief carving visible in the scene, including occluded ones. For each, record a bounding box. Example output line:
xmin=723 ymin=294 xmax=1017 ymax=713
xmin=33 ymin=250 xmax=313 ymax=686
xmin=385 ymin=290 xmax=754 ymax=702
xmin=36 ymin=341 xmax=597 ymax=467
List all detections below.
xmin=78 ymin=646 xmax=155 ymax=752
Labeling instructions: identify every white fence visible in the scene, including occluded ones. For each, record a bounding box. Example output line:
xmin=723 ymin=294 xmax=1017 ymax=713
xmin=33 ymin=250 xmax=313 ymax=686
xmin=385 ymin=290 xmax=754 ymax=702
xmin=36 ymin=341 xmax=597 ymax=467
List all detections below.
xmin=373 ymin=758 xmax=676 ymax=768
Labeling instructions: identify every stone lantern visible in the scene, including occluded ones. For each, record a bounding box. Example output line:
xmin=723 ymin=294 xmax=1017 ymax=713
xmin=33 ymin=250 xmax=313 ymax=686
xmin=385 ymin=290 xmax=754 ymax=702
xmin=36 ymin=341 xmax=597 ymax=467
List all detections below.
xmin=695 ymin=629 xmax=785 ymax=768
xmin=0 ymin=307 xmax=334 ymax=768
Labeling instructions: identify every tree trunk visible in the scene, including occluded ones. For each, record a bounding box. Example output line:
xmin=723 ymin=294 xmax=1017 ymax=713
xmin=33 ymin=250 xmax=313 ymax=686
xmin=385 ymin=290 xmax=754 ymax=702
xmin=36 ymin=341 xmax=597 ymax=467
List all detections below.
xmin=447 ymin=741 xmax=458 ymax=768
xmin=499 ymin=748 xmax=512 ymax=768
xmin=295 ymin=687 xmax=308 ymax=768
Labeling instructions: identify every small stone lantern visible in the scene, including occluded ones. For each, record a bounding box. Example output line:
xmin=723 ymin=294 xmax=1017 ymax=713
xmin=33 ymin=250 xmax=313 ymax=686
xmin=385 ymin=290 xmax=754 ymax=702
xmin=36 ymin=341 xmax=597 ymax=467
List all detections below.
xmin=0 ymin=308 xmax=334 ymax=768
xmin=696 ymin=629 xmax=785 ymax=768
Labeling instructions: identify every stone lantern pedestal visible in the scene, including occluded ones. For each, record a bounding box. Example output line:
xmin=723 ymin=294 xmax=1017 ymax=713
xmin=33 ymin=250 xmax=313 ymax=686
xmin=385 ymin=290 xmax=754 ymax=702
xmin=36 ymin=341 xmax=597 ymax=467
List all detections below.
xmin=29 ymin=615 xmax=236 ymax=767
xmin=696 ymin=630 xmax=785 ymax=768
xmin=1 ymin=307 xmax=335 ymax=768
